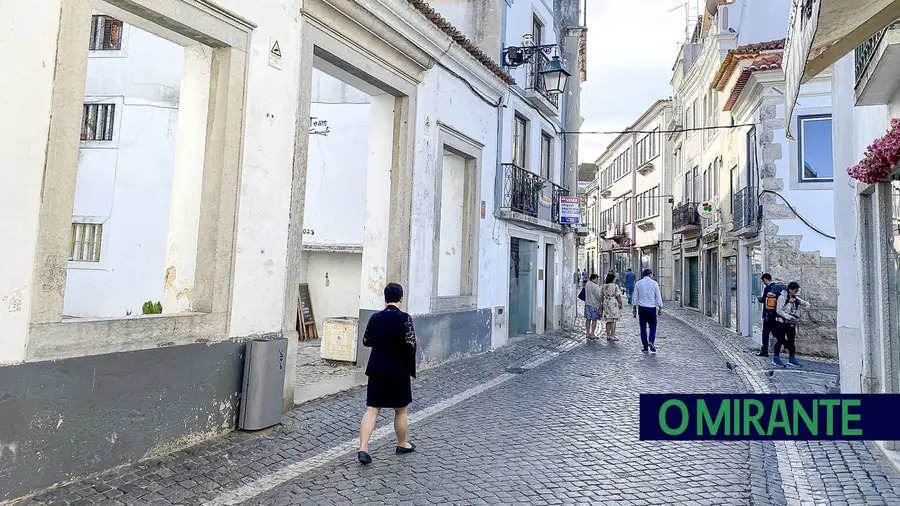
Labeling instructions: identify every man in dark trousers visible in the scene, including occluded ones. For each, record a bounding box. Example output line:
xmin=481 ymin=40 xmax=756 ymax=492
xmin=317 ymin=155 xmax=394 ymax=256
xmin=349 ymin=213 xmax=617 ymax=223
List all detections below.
xmin=632 ymin=268 xmax=663 ymax=353
xmin=624 ymin=268 xmax=636 ymax=305
xmin=757 ymin=273 xmax=776 ymax=357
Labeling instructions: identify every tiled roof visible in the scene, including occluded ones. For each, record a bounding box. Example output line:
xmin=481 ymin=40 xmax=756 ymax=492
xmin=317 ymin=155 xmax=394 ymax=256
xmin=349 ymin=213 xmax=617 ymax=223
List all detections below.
xmin=711 ymin=38 xmax=786 ymax=91
xmin=722 ymin=53 xmax=783 ymax=112
xmin=406 ymin=0 xmax=516 ymax=85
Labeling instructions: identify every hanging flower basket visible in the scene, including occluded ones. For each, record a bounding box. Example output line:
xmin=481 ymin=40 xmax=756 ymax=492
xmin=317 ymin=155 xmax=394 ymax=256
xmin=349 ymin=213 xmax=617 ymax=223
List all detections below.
xmin=847 ymin=118 xmax=900 ymax=184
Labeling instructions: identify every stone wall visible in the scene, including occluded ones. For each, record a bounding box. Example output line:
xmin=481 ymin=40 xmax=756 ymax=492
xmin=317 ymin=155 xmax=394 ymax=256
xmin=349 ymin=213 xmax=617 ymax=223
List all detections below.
xmin=757 ymin=105 xmax=838 ymax=358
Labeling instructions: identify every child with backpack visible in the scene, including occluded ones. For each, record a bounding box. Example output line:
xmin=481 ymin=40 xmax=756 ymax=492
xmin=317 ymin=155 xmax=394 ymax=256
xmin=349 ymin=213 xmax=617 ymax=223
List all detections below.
xmin=772 ymin=281 xmax=811 ymax=368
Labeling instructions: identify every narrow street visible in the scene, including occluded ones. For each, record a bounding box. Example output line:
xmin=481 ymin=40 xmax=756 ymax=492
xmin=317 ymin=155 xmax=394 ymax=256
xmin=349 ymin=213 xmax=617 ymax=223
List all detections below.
xmin=20 ymin=311 xmax=900 ymax=506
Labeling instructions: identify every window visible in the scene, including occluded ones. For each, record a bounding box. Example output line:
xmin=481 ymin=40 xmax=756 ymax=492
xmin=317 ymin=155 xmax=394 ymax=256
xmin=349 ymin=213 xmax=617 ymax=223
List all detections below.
xmin=692 ymin=166 xmax=700 ymax=204
xmin=636 ymin=186 xmax=660 ymax=220
xmin=692 ymin=98 xmax=699 ymax=134
xmin=703 ymin=166 xmax=711 ymax=201
xmin=685 ymin=176 xmax=692 ymax=203
xmin=729 ymin=166 xmax=738 ymax=214
xmin=532 ymin=16 xmax=543 ymax=45
xmin=685 ymin=106 xmax=693 ymax=130
xmin=513 ymin=114 xmax=528 ymax=168
xmin=798 ymin=115 xmax=834 ymax=182
xmin=539 ymin=131 xmax=552 ymax=179
xmin=70 ymin=223 xmax=103 ymax=262
xmin=81 ymin=103 xmax=115 ymax=141
xmin=747 ymin=127 xmax=758 ymax=187
xmin=89 ymin=15 xmax=123 ymax=51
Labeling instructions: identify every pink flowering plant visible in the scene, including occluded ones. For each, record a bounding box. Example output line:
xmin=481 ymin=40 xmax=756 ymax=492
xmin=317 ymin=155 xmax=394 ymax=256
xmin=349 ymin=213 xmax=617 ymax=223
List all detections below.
xmin=847 ymin=118 xmax=900 ymax=184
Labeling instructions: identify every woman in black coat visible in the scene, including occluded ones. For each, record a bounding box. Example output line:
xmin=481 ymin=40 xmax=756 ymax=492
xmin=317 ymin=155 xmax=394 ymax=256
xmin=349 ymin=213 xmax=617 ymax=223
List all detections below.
xmin=357 ymin=282 xmax=417 ymax=464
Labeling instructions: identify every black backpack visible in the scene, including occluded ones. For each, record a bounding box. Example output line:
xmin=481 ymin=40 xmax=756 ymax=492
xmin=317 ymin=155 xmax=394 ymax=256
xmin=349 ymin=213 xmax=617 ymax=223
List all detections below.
xmin=764 ymin=283 xmax=786 ymax=313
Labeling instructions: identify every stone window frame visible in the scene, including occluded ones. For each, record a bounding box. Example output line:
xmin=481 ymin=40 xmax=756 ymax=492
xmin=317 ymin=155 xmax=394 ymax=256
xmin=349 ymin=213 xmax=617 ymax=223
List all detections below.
xmin=430 ymin=123 xmax=483 ymax=313
xmin=789 ymin=106 xmax=835 ymax=189
xmin=26 ymin=0 xmax=254 ymax=361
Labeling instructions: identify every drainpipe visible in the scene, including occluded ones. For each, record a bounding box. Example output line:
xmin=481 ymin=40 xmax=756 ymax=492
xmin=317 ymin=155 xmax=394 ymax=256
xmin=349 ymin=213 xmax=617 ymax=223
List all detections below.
xmin=631 ymin=132 xmax=638 ymax=274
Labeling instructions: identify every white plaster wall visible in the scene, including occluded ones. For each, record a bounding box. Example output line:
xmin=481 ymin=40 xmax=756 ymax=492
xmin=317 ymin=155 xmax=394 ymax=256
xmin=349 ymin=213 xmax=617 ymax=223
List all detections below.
xmin=502 ymin=93 xmax=563 ymax=184
xmin=437 ymin=152 xmax=466 ymax=297
xmin=0 ymin=0 xmax=62 ymax=363
xmin=62 ymin=22 xmax=184 ymax=318
xmin=734 ymin=0 xmax=791 ymax=46
xmin=503 ymin=0 xmax=556 ymax=88
xmin=305 ymin=252 xmax=363 ymax=337
xmin=221 ymin=0 xmax=304 ymax=338
xmin=770 ymin=86 xmax=837 ymax=256
xmin=303 ymin=101 xmax=371 ymax=247
xmin=831 ymin=53 xmax=891 ymax=393
xmin=408 ymin=67 xmax=499 ymax=316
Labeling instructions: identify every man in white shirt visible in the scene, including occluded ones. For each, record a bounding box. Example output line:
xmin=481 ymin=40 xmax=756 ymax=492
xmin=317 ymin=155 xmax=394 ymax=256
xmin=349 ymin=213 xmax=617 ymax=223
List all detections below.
xmin=631 ymin=268 xmax=663 ymax=353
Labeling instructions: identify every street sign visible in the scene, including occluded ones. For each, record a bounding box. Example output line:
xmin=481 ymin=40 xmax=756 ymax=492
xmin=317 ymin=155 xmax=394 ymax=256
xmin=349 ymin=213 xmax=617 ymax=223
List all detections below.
xmin=697 ymin=201 xmax=715 ymax=219
xmin=268 ymin=38 xmax=283 ymax=70
xmin=559 ymin=196 xmax=580 ymax=225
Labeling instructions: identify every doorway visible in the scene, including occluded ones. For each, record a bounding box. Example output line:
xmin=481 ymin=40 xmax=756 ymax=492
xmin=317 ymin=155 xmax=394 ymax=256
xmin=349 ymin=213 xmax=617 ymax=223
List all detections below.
xmin=705 ymin=249 xmax=719 ymax=321
xmin=674 ymin=257 xmax=683 ymax=303
xmin=545 ymin=243 xmax=556 ymax=331
xmin=724 ymin=256 xmax=737 ymax=330
xmin=509 ymin=237 xmax=537 ymax=337
xmin=687 ymin=256 xmax=700 ymax=308
xmin=748 ymin=244 xmax=763 ymax=341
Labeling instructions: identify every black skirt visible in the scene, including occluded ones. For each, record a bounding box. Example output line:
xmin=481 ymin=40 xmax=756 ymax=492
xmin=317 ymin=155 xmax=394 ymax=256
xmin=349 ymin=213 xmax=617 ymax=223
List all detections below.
xmin=366 ymin=375 xmax=412 ymax=408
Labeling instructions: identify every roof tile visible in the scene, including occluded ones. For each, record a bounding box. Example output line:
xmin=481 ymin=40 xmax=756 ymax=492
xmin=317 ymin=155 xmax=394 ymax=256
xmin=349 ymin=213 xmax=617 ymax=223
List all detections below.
xmin=406 ymin=0 xmax=516 ymax=85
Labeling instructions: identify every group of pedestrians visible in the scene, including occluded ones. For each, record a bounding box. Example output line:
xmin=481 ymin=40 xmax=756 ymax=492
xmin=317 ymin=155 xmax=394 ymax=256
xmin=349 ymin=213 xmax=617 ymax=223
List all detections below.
xmin=579 ymin=267 xmax=663 ymax=353
xmin=354 ymin=270 xmax=811 ymax=465
xmin=757 ymin=273 xmax=811 ymax=367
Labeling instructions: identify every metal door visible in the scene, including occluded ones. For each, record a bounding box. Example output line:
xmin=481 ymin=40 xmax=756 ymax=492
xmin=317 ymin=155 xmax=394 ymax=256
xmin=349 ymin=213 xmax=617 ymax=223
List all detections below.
xmin=688 ymin=257 xmax=700 ymax=308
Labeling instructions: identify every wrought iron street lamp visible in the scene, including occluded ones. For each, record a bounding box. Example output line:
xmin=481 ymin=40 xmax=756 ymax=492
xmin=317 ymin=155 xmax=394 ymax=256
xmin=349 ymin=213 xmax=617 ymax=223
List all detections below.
xmin=502 ymin=34 xmax=571 ymax=94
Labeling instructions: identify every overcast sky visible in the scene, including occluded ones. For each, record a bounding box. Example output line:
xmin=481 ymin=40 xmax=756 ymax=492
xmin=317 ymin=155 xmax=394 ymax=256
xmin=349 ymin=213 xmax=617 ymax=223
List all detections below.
xmin=578 ymin=1 xmax=688 ymax=164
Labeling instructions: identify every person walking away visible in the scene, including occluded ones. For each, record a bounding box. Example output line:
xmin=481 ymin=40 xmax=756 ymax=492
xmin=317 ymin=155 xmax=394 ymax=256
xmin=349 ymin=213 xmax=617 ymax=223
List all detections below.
xmin=601 ymin=273 xmax=623 ymax=341
xmin=574 ymin=269 xmax=581 ymax=288
xmin=632 ymin=268 xmax=663 ymax=353
xmin=772 ymin=281 xmax=810 ymax=368
xmin=583 ymin=274 xmax=603 ymax=340
xmin=358 ymin=282 xmax=417 ymax=464
xmin=757 ymin=273 xmax=783 ymax=357
xmin=624 ymin=268 xmax=636 ymax=305
xmin=582 ymin=269 xmax=589 ymax=286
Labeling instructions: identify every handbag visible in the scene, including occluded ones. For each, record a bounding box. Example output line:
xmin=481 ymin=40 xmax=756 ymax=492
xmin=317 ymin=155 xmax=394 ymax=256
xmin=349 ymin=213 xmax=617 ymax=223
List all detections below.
xmin=578 ymin=287 xmax=585 ymax=301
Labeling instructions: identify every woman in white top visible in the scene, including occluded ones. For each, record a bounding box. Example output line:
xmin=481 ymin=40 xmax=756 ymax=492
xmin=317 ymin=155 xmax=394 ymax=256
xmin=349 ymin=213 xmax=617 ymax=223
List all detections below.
xmin=601 ymin=273 xmax=623 ymax=340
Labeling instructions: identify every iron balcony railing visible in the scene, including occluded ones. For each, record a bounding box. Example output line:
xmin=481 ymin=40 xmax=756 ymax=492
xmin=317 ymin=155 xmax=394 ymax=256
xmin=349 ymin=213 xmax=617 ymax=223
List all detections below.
xmin=855 ymin=21 xmax=900 ymax=85
xmin=525 ymin=52 xmax=560 ymax=108
xmin=732 ymin=186 xmax=758 ymax=231
xmin=673 ymin=202 xmax=701 ymax=230
xmin=501 ymin=163 xmax=568 ymax=224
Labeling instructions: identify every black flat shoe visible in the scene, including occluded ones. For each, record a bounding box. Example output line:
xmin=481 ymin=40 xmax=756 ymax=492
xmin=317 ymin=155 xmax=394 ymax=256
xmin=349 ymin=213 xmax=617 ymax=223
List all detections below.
xmin=358 ymin=451 xmax=372 ymax=464
xmin=396 ymin=443 xmax=416 ymax=454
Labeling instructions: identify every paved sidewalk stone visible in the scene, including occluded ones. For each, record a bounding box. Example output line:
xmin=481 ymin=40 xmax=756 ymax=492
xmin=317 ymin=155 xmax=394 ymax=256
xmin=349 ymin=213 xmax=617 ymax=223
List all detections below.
xmin=15 ymin=305 xmax=900 ymax=505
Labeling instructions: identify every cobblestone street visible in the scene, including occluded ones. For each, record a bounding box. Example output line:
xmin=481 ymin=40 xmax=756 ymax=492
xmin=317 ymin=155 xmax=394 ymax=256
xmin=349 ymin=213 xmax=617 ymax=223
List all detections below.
xmin=17 ymin=310 xmax=900 ymax=506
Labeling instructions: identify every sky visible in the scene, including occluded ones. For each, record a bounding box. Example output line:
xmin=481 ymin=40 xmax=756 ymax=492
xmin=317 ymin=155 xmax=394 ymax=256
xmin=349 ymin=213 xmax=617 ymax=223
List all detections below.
xmin=578 ymin=0 xmax=691 ymax=164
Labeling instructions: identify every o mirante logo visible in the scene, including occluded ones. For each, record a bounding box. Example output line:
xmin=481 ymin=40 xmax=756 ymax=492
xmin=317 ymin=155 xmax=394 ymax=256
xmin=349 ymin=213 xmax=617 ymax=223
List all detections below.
xmin=639 ymin=394 xmax=900 ymax=440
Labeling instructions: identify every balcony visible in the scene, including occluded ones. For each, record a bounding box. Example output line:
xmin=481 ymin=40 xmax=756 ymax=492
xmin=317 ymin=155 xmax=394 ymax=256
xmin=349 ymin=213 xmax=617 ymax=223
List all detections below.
xmin=602 ymin=223 xmax=628 ymax=240
xmin=673 ymin=202 xmax=701 ymax=235
xmin=499 ymin=163 xmax=568 ymax=230
xmin=731 ymin=186 xmax=759 ymax=238
xmin=524 ymin=52 xmax=560 ymax=116
xmin=854 ymin=21 xmax=900 ymax=106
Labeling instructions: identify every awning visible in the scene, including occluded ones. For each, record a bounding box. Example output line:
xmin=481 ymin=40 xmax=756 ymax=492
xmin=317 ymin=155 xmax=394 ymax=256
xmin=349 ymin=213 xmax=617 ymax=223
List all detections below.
xmin=784 ymin=0 xmax=900 ymax=138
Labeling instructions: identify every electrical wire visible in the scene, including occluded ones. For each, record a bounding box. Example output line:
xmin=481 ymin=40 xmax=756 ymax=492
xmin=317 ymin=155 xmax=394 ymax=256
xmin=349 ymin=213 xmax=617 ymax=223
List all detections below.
xmin=564 ymin=123 xmax=756 ymax=135
xmin=435 ymin=60 xmax=503 ymax=108
xmin=759 ymin=189 xmax=836 ymax=240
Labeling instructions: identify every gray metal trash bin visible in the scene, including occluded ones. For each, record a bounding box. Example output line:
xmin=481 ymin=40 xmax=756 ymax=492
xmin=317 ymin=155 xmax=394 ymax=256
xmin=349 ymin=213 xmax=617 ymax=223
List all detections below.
xmin=238 ymin=336 xmax=288 ymax=431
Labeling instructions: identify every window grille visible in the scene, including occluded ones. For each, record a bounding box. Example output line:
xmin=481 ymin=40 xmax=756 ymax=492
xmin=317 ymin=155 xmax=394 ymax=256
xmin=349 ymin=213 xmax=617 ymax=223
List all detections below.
xmin=70 ymin=223 xmax=103 ymax=262
xmin=89 ymin=15 xmax=123 ymax=50
xmin=81 ymin=103 xmax=115 ymax=141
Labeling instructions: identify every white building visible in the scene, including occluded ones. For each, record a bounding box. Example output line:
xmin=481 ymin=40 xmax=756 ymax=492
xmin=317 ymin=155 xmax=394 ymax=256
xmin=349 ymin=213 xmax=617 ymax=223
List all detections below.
xmin=668 ymin=0 xmax=837 ymax=357
xmin=782 ymin=0 xmax=900 ymax=428
xmin=590 ymin=100 xmax=675 ymax=299
xmin=0 ymin=0 xmax=585 ymax=501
